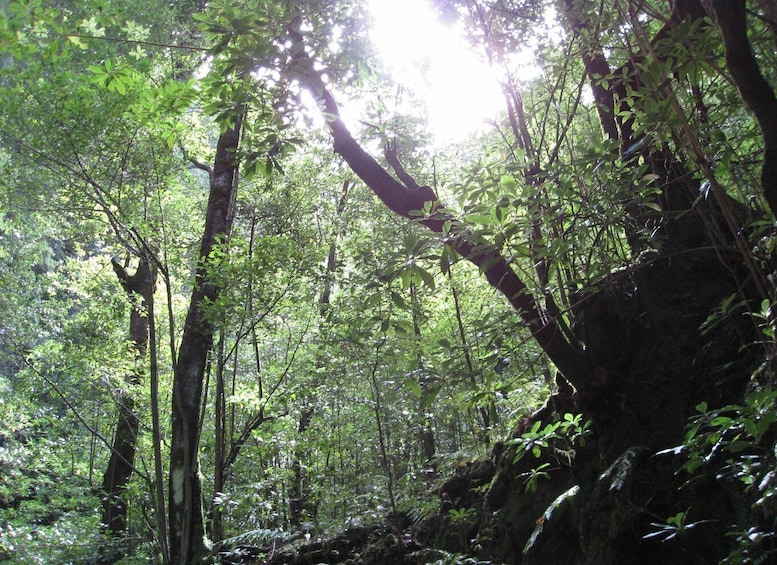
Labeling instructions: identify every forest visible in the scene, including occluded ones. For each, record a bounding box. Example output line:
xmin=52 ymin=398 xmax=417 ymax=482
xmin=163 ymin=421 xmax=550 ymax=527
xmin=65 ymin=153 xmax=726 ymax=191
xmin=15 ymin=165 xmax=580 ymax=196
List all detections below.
xmin=1 ymin=0 xmax=777 ymax=563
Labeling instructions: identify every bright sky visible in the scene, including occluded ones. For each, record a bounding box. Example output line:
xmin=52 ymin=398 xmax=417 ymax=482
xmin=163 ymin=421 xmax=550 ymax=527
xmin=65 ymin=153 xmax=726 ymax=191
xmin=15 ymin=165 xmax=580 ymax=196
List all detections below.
xmin=368 ymin=0 xmax=505 ymax=143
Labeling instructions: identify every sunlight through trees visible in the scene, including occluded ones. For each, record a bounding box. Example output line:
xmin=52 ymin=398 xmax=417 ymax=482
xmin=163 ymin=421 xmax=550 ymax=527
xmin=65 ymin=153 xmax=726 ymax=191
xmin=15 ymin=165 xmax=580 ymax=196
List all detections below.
xmin=2 ymin=0 xmax=777 ymax=563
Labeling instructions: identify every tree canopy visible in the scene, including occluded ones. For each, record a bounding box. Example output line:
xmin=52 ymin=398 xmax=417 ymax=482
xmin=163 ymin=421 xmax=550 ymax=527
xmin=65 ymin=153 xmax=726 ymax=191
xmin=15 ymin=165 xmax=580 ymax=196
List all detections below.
xmin=1 ymin=0 xmax=777 ymax=563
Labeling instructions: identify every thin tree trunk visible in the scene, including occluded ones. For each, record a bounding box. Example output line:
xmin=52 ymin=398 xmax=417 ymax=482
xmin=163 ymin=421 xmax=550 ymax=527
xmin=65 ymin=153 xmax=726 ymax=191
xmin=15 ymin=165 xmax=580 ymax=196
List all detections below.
xmin=448 ymin=277 xmax=490 ymax=446
xmin=289 ymin=407 xmax=314 ymax=529
xmin=409 ymin=280 xmax=439 ymax=457
xmin=209 ymin=330 xmax=227 ymax=545
xmin=147 ymin=262 xmax=169 ymax=564
xmin=100 ymin=255 xmax=156 ymax=562
xmin=290 ymin=180 xmax=350 ymax=529
xmin=168 ymin=118 xmax=241 ymax=565
xmin=369 ymin=339 xmax=398 ymax=517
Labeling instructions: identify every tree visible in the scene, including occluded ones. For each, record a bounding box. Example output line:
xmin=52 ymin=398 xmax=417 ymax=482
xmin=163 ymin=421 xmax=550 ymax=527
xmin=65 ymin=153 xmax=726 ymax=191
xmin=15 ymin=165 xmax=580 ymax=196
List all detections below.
xmin=711 ymin=0 xmax=777 ymax=217
xmin=276 ymin=1 xmax=777 ymax=560
xmin=3 ymin=0 xmax=777 ymax=562
xmin=1 ymin=2 xmax=220 ymax=561
xmin=291 ymin=28 xmax=589 ymax=387
xmin=99 ymin=255 xmax=156 ymax=559
xmin=166 ymin=111 xmax=242 ymax=562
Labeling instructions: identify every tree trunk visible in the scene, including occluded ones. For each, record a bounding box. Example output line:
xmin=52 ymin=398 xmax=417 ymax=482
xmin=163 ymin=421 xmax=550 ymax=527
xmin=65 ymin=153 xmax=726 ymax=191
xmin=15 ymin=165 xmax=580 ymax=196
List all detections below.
xmin=99 ymin=255 xmax=156 ymax=562
xmin=290 ymin=180 xmax=350 ymax=529
xmin=307 ymin=78 xmax=588 ymax=388
xmin=289 ymin=406 xmax=314 ymax=529
xmin=709 ymin=0 xmax=777 ymax=217
xmin=209 ymin=330 xmax=228 ymax=545
xmin=448 ymin=278 xmax=490 ymax=446
xmin=168 ymin=118 xmax=241 ymax=565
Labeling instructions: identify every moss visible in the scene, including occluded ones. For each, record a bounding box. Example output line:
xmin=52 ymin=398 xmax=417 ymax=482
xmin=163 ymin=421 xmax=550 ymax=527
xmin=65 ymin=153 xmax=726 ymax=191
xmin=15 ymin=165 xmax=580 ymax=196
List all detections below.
xmin=171 ymin=467 xmax=185 ymax=505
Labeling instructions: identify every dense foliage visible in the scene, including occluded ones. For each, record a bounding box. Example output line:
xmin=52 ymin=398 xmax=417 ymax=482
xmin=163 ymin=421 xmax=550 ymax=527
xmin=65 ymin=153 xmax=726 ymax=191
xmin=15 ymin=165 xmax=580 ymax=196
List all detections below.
xmin=1 ymin=0 xmax=777 ymax=563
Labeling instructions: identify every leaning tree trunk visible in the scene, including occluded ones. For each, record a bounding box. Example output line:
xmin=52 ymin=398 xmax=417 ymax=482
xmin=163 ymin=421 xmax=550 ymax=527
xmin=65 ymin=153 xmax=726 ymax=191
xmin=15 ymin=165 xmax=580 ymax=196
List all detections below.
xmin=297 ymin=79 xmax=588 ymax=391
xmin=288 ymin=2 xmax=775 ymax=560
xmin=99 ymin=255 xmax=156 ymax=562
xmin=168 ymin=118 xmax=241 ymax=565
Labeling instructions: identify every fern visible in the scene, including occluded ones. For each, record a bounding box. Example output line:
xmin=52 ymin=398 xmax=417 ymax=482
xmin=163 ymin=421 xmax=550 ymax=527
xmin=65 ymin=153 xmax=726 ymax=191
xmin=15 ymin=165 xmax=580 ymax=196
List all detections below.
xmin=599 ymin=446 xmax=649 ymax=492
xmin=523 ymin=485 xmax=579 ymax=554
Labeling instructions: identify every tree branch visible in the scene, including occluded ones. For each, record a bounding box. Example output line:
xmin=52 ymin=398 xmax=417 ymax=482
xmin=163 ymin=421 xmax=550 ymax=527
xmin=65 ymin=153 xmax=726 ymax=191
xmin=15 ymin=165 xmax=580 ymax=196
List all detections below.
xmin=710 ymin=0 xmax=777 ymax=217
xmin=294 ymin=63 xmax=587 ymax=386
xmin=383 ymin=142 xmax=420 ymax=190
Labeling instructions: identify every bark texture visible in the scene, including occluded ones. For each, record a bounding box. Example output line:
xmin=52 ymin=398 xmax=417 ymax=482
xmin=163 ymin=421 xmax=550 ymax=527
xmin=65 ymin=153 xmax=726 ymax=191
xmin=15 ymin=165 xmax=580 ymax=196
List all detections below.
xmin=100 ymin=256 xmax=156 ymax=561
xmin=710 ymin=0 xmax=777 ymax=217
xmin=168 ymin=119 xmax=241 ymax=565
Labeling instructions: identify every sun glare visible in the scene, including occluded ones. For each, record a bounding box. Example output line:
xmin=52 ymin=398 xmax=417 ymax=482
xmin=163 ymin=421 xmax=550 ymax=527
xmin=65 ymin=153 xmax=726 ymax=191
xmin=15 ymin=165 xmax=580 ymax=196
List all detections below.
xmin=368 ymin=0 xmax=505 ymax=143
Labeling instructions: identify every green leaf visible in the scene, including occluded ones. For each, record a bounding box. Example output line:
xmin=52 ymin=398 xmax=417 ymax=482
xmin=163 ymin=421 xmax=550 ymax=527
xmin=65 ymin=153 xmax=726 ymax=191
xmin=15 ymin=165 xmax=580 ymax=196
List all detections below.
xmin=390 ymin=291 xmax=408 ymax=310
xmin=742 ymin=419 xmax=758 ymax=440
xmin=404 ymin=378 xmax=422 ymax=399
xmin=420 ymin=386 xmax=441 ymax=409
xmin=66 ymin=35 xmax=86 ymax=48
xmin=500 ymin=174 xmax=517 ymax=191
xmin=465 ymin=214 xmax=495 ymax=225
xmin=79 ymin=16 xmax=105 ymax=37
xmin=363 ymin=293 xmax=382 ymax=309
xmin=710 ymin=416 xmax=732 ymax=427
xmin=415 ymin=266 xmax=436 ymax=290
